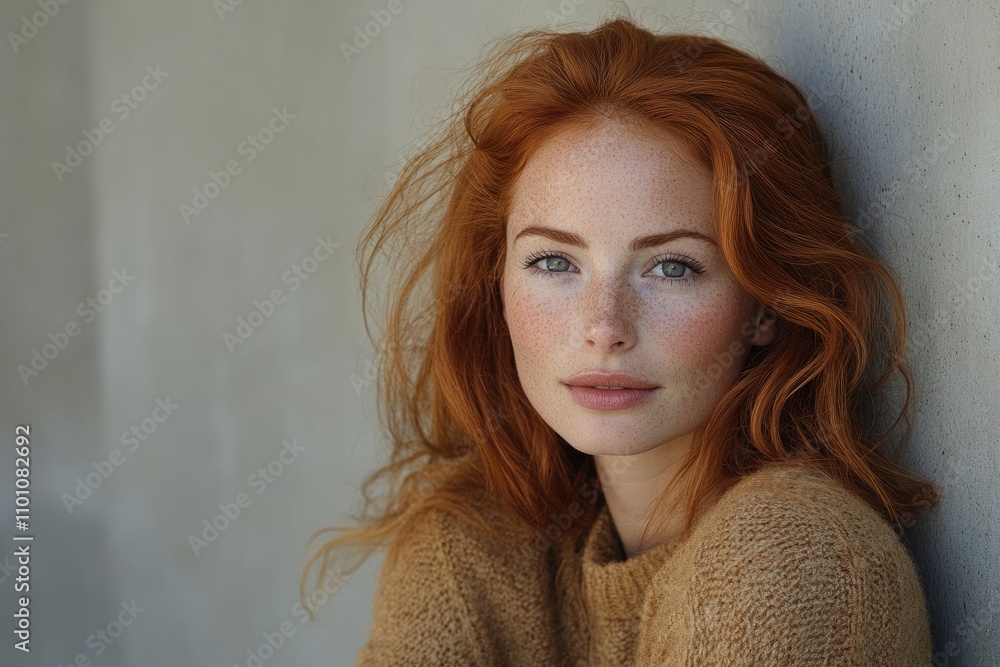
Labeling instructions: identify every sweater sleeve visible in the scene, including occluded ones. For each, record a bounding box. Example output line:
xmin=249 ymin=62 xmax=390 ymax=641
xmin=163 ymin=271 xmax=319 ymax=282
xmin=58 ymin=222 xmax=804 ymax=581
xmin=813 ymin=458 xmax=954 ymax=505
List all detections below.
xmin=632 ymin=482 xmax=934 ymax=666
xmin=355 ymin=508 xmax=495 ymax=667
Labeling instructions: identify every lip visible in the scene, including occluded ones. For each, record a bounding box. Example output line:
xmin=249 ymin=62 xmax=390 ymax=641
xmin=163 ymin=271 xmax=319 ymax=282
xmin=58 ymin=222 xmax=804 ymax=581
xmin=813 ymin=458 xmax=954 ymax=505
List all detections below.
xmin=564 ymin=371 xmax=658 ymax=389
xmin=565 ymin=385 xmax=658 ymax=410
xmin=563 ymin=371 xmax=659 ymax=411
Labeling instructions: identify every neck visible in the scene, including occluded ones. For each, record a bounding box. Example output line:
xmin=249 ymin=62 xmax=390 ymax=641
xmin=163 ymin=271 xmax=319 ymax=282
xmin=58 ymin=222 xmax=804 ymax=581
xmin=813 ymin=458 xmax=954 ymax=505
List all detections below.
xmin=592 ymin=431 xmax=694 ymax=559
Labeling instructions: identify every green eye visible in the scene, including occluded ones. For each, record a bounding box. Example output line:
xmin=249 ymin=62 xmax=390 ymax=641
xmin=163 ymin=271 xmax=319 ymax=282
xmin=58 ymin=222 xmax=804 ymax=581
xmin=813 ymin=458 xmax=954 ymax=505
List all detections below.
xmin=521 ymin=251 xmax=705 ymax=283
xmin=521 ymin=252 xmax=575 ymax=276
xmin=659 ymin=260 xmax=687 ymax=278
xmin=539 ymin=256 xmax=570 ymax=272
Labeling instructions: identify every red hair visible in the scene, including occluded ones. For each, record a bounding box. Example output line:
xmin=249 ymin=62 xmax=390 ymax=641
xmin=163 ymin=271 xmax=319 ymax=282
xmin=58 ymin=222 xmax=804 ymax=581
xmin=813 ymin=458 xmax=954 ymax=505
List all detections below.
xmin=299 ymin=11 xmax=938 ymax=617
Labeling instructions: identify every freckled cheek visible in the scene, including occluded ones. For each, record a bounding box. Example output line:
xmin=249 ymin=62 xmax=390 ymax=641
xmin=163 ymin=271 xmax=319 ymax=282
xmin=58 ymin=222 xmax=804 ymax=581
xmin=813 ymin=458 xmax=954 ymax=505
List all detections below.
xmin=505 ymin=295 xmax=564 ymax=351
xmin=502 ymin=280 xmax=571 ymax=357
xmin=646 ymin=299 xmax=746 ymax=371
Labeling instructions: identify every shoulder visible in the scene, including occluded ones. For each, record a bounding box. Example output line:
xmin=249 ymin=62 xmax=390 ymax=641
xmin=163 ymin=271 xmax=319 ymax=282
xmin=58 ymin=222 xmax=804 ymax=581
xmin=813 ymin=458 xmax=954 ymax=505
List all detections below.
xmin=360 ymin=492 xmax=518 ymax=666
xmin=636 ymin=463 xmax=933 ymax=665
xmin=378 ymin=487 xmax=547 ymax=606
xmin=698 ymin=462 xmax=914 ymax=567
xmin=392 ymin=487 xmax=539 ymax=564
xmin=706 ymin=461 xmax=890 ymax=533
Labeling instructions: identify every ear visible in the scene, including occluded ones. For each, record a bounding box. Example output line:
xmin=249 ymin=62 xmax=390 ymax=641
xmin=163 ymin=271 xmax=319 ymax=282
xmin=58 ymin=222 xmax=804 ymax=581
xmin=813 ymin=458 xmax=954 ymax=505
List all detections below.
xmin=748 ymin=302 xmax=778 ymax=347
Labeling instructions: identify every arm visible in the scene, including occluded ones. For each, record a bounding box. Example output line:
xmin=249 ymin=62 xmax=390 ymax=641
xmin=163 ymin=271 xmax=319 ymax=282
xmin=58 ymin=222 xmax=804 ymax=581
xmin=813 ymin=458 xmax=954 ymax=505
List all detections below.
xmin=356 ymin=508 xmax=496 ymax=667
xmin=633 ymin=486 xmax=933 ymax=666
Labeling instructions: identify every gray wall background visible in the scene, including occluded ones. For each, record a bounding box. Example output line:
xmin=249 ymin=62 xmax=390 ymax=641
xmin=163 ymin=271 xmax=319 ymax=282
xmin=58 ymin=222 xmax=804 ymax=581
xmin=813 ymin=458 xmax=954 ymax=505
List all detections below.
xmin=0 ymin=0 xmax=997 ymax=665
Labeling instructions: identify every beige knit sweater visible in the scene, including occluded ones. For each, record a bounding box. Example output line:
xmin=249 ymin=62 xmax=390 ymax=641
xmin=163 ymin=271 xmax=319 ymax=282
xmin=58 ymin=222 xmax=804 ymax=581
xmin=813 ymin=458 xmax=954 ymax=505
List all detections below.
xmin=356 ymin=462 xmax=933 ymax=665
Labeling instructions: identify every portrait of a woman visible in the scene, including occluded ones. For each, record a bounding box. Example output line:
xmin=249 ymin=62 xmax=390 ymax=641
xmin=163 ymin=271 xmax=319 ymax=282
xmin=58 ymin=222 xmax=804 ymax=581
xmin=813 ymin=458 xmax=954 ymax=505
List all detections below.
xmin=300 ymin=13 xmax=939 ymax=665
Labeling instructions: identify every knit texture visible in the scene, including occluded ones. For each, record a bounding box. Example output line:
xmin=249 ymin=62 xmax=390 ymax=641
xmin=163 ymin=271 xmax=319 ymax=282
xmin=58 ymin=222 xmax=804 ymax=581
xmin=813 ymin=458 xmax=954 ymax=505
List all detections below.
xmin=356 ymin=462 xmax=933 ymax=666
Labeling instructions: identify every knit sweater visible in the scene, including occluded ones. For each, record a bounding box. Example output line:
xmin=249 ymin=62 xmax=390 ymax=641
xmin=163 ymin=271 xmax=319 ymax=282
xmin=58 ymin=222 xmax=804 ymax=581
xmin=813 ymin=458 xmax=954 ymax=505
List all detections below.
xmin=356 ymin=462 xmax=933 ymax=666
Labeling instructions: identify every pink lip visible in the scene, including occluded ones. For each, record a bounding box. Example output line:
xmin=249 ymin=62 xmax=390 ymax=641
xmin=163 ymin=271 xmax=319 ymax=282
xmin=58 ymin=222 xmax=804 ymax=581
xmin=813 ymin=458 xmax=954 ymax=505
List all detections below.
xmin=565 ymin=385 xmax=658 ymax=411
xmin=564 ymin=371 xmax=658 ymax=390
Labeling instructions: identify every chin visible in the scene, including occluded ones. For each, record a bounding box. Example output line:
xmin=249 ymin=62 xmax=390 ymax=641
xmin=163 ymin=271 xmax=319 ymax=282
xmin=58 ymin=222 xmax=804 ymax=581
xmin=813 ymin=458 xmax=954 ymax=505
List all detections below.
xmin=554 ymin=425 xmax=664 ymax=457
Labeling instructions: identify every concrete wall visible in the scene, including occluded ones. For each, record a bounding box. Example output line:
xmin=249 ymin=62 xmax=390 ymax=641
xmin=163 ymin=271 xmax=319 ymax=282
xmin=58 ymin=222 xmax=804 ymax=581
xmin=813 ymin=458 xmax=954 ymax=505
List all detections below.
xmin=0 ymin=0 xmax=996 ymax=664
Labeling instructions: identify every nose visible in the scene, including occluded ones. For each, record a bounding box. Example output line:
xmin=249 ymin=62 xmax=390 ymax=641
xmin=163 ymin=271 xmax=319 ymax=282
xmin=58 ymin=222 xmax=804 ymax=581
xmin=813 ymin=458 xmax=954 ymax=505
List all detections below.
xmin=579 ymin=273 xmax=638 ymax=352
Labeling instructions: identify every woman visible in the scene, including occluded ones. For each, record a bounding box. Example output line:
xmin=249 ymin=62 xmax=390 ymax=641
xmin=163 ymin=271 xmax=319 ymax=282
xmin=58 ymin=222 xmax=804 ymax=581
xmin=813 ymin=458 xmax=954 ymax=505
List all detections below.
xmin=301 ymin=13 xmax=939 ymax=666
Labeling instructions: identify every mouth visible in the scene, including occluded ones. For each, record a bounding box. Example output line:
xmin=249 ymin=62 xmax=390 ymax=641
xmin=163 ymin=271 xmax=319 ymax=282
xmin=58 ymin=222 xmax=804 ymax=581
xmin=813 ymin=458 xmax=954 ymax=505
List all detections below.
xmin=563 ymin=372 xmax=658 ymax=390
xmin=564 ymin=384 xmax=658 ymax=410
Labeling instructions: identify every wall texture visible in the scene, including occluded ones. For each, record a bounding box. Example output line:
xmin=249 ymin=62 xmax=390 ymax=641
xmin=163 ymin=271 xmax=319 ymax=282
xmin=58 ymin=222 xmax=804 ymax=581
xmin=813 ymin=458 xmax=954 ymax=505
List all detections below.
xmin=0 ymin=0 xmax=996 ymax=664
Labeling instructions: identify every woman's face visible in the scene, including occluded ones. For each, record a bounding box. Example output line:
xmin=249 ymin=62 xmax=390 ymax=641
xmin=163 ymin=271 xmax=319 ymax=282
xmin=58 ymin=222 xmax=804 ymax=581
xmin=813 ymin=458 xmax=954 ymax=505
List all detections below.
xmin=500 ymin=118 xmax=774 ymax=458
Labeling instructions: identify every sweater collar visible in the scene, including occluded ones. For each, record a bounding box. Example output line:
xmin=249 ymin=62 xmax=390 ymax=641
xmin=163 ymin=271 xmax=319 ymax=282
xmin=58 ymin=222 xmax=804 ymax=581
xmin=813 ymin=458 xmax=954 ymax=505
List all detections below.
xmin=574 ymin=498 xmax=688 ymax=650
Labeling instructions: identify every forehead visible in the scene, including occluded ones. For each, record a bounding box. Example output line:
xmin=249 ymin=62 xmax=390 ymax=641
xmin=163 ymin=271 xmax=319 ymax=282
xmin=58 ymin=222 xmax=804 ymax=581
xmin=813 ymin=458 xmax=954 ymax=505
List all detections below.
xmin=506 ymin=118 xmax=715 ymax=238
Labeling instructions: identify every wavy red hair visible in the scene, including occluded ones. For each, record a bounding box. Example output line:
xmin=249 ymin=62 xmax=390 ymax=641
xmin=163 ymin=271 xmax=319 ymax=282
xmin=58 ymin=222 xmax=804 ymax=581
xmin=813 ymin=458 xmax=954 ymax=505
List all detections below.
xmin=298 ymin=10 xmax=939 ymax=618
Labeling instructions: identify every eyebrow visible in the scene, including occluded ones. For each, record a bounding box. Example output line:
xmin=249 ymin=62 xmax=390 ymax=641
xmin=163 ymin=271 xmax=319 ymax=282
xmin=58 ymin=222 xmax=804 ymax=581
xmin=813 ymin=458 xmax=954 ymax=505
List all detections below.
xmin=512 ymin=225 xmax=718 ymax=251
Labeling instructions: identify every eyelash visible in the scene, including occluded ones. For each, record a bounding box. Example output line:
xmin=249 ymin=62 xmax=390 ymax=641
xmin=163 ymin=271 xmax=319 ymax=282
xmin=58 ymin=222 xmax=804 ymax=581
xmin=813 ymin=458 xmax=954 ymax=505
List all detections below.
xmin=520 ymin=251 xmax=706 ymax=284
